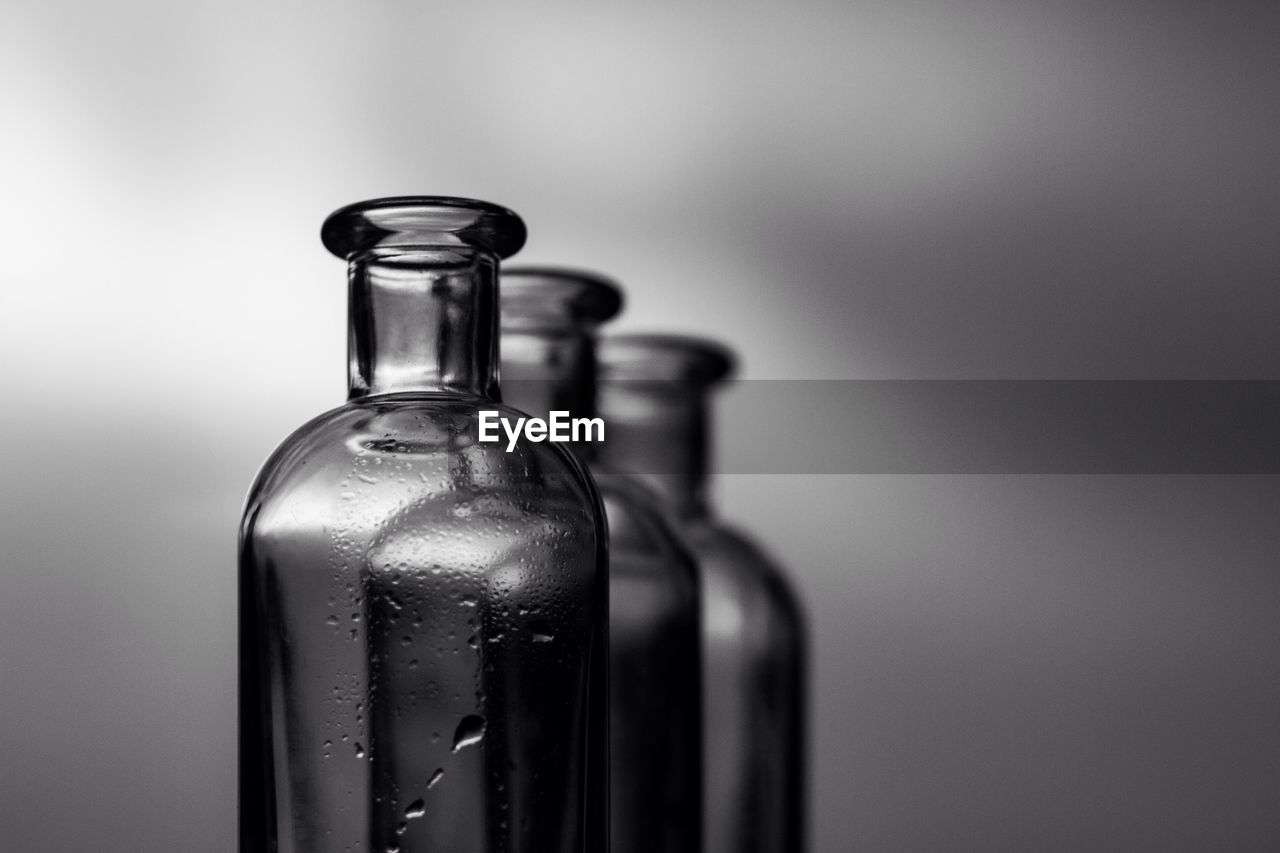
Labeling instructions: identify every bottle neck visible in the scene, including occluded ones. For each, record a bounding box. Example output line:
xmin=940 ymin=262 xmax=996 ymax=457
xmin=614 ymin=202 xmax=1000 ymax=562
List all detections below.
xmin=502 ymin=327 xmax=599 ymax=459
xmin=596 ymin=381 xmax=713 ymax=520
xmin=347 ymin=248 xmax=500 ymax=400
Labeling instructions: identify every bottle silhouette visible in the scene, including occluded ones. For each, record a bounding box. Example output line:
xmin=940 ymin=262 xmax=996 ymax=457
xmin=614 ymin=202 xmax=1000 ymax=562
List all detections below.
xmin=501 ymin=269 xmax=703 ymax=853
xmin=239 ymin=198 xmax=609 ymax=853
xmin=596 ymin=334 xmax=807 ymax=853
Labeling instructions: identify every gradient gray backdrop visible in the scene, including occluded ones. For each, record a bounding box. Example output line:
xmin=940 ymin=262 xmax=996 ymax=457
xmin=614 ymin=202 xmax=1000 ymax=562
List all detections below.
xmin=2 ymin=2 xmax=1279 ymax=850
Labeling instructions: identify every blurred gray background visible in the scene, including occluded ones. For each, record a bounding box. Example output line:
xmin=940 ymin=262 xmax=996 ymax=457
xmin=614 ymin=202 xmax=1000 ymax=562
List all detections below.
xmin=2 ymin=1 xmax=1279 ymax=850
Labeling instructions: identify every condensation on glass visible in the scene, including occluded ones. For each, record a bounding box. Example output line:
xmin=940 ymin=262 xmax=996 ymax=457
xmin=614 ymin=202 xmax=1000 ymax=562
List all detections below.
xmin=596 ymin=335 xmax=808 ymax=853
xmin=239 ymin=198 xmax=609 ymax=853
xmin=501 ymin=269 xmax=703 ymax=853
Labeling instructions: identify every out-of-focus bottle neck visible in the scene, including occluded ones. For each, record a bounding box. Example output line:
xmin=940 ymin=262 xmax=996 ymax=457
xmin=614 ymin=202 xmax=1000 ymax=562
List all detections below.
xmin=596 ymin=381 xmax=713 ymax=520
xmin=499 ymin=267 xmax=623 ymax=462
xmin=347 ymin=248 xmax=500 ymax=401
xmin=502 ymin=327 xmax=599 ymax=455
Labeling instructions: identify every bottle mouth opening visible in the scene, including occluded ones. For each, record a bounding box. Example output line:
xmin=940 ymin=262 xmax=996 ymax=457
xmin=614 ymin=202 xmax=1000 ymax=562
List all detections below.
xmin=598 ymin=334 xmax=736 ymax=384
xmin=321 ymin=196 xmax=527 ymax=260
xmin=501 ymin=267 xmax=624 ymax=327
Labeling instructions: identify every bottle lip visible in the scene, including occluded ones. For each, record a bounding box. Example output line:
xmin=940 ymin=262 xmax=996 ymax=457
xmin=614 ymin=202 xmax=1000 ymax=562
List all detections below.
xmin=321 ymin=196 xmax=527 ymax=260
xmin=598 ymin=333 xmax=736 ymax=384
xmin=501 ymin=266 xmax=624 ymax=326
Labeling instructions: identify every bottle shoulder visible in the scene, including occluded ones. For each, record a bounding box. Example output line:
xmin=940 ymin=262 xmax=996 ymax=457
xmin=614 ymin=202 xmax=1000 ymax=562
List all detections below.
xmin=686 ymin=517 xmax=807 ymax=633
xmin=595 ymin=474 xmax=698 ymax=581
xmin=242 ymin=396 xmax=602 ymax=536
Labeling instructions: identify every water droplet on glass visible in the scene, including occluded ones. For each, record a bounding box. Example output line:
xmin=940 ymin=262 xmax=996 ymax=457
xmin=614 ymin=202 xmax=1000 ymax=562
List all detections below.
xmin=354 ymin=742 xmax=365 ymax=758
xmin=532 ymin=632 xmax=553 ymax=643
xmin=403 ymin=798 xmax=426 ymax=819
xmin=326 ymin=615 xmax=340 ymax=626
xmin=452 ymin=715 xmax=486 ymax=752
xmin=427 ymin=768 xmax=444 ymax=789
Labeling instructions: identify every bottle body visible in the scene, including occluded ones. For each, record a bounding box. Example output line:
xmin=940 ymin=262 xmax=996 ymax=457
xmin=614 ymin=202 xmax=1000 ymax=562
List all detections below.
xmin=595 ymin=474 xmax=702 ymax=853
xmin=240 ymin=395 xmax=607 ymax=853
xmin=684 ymin=519 xmax=806 ymax=853
xmin=595 ymin=334 xmax=808 ymax=853
xmin=499 ymin=268 xmax=704 ymax=853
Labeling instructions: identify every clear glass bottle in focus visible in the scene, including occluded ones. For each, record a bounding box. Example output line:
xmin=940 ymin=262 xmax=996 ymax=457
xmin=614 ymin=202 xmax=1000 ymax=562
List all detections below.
xmin=239 ymin=199 xmax=609 ymax=853
xmin=596 ymin=335 xmax=807 ymax=853
xmin=501 ymin=269 xmax=703 ymax=853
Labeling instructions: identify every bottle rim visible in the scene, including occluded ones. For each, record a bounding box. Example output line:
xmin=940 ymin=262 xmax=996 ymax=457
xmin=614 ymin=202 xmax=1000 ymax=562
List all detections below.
xmin=501 ymin=266 xmax=624 ymax=326
xmin=321 ymin=196 xmax=527 ymax=260
xmin=598 ymin=333 xmax=736 ymax=384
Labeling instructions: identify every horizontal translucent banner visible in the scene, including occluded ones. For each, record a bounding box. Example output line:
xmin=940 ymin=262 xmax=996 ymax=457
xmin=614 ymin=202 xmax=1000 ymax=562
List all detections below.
xmin=627 ymin=380 xmax=1280 ymax=474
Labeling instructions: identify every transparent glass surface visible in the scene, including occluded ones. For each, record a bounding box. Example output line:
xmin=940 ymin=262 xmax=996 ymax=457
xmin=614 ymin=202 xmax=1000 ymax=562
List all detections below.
xmin=240 ymin=199 xmax=608 ymax=853
xmin=683 ymin=520 xmax=804 ymax=853
xmin=596 ymin=474 xmax=701 ymax=853
xmin=597 ymin=334 xmax=808 ymax=853
xmin=502 ymin=268 xmax=703 ymax=853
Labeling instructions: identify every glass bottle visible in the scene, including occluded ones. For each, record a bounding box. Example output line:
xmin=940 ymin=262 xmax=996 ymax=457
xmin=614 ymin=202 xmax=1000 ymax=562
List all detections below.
xmin=501 ymin=269 xmax=703 ymax=853
xmin=239 ymin=198 xmax=609 ymax=853
xmin=596 ymin=335 xmax=807 ymax=853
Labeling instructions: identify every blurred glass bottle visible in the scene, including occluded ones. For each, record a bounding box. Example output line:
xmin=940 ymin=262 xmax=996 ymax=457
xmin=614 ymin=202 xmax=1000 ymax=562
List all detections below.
xmin=501 ymin=268 xmax=702 ymax=853
xmin=596 ymin=335 xmax=807 ymax=853
xmin=239 ymin=198 xmax=609 ymax=853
